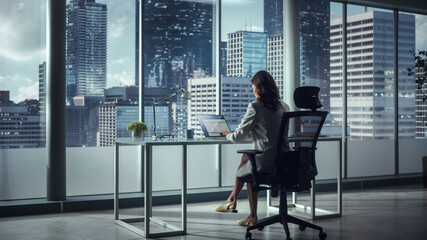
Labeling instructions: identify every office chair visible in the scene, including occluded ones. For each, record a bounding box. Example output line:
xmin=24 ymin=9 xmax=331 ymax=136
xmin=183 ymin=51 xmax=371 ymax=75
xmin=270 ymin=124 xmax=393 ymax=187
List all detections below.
xmin=238 ymin=86 xmax=328 ymax=240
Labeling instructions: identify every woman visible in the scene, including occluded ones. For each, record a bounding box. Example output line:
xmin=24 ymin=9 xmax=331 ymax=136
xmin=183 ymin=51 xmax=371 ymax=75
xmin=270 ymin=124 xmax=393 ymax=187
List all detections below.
xmin=215 ymin=70 xmax=290 ymax=226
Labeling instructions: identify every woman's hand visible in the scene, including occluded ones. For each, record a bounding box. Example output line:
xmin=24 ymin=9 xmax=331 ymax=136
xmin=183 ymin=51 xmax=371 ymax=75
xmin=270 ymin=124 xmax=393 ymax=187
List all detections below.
xmin=219 ymin=130 xmax=232 ymax=136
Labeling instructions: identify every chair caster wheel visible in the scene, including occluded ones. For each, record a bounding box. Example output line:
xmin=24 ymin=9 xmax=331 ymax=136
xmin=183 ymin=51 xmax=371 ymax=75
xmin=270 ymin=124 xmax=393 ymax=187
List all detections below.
xmin=299 ymin=225 xmax=306 ymax=231
xmin=286 ymin=237 xmax=292 ymax=240
xmin=319 ymin=231 xmax=327 ymax=239
xmin=245 ymin=231 xmax=252 ymax=240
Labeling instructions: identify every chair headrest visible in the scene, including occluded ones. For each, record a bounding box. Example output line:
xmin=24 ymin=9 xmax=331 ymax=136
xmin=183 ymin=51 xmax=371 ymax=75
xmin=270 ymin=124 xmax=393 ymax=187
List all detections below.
xmin=293 ymin=86 xmax=322 ymax=111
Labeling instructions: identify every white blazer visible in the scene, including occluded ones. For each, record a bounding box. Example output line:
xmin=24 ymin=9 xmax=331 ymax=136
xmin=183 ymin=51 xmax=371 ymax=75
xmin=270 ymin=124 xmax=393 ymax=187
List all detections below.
xmin=226 ymin=100 xmax=290 ymax=177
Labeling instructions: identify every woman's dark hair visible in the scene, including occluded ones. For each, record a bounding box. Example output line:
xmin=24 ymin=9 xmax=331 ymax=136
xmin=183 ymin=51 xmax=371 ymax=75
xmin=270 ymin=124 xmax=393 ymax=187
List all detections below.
xmin=251 ymin=70 xmax=281 ymax=110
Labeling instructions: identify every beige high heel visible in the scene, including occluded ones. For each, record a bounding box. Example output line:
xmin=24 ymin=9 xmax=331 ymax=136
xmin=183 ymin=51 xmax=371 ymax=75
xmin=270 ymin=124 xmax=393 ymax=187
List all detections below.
xmin=214 ymin=201 xmax=238 ymax=213
xmin=237 ymin=216 xmax=257 ymax=226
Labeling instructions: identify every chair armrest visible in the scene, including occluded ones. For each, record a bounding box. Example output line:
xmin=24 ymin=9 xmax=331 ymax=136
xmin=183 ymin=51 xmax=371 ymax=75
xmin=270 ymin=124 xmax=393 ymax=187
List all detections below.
xmin=237 ymin=150 xmax=263 ymax=155
xmin=236 ymin=150 xmax=263 ymax=187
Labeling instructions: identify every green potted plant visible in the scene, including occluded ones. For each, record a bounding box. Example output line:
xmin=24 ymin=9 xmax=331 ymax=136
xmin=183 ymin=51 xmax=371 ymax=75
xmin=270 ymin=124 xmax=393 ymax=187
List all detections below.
xmin=127 ymin=121 xmax=148 ymax=140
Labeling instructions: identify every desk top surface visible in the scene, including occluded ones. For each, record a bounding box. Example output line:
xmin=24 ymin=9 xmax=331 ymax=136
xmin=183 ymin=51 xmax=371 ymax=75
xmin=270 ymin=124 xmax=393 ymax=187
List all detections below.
xmin=115 ymin=136 xmax=343 ymax=145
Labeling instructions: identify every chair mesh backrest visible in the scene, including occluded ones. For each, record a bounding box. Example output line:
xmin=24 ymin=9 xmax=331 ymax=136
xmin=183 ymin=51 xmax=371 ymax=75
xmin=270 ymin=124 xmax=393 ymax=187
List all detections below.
xmin=274 ymin=111 xmax=328 ymax=190
xmin=273 ymin=86 xmax=328 ymax=190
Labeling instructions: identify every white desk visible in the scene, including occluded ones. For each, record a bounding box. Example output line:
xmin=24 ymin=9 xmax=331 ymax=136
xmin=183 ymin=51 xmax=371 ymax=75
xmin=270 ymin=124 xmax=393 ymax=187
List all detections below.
xmin=114 ymin=136 xmax=342 ymax=237
xmin=114 ymin=137 xmax=235 ymax=238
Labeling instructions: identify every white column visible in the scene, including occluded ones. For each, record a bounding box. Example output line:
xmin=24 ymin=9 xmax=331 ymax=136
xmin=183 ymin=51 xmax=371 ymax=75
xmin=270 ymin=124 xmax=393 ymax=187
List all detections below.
xmin=283 ymin=0 xmax=300 ymax=111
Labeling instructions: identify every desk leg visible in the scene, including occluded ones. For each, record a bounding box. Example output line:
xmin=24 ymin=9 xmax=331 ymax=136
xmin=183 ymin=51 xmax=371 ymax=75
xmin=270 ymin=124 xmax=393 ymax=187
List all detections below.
xmin=182 ymin=145 xmax=187 ymax=234
xmin=338 ymin=139 xmax=342 ymax=215
xmin=145 ymin=144 xmax=152 ymax=237
xmin=114 ymin=143 xmax=119 ymax=220
xmin=311 ymin=179 xmax=316 ymax=219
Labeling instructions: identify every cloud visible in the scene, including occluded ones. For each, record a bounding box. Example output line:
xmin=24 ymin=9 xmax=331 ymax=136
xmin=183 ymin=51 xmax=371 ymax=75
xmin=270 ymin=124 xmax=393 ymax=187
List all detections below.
xmin=111 ymin=58 xmax=128 ymax=65
xmin=3 ymin=74 xmax=38 ymax=102
xmin=222 ymin=0 xmax=259 ymax=6
xmin=107 ymin=71 xmax=135 ymax=88
xmin=249 ymin=26 xmax=264 ymax=33
xmin=416 ymin=15 xmax=427 ymax=51
xmin=109 ymin=16 xmax=129 ymax=39
xmin=15 ymin=82 xmax=39 ymax=102
xmin=0 ymin=1 xmax=45 ymax=61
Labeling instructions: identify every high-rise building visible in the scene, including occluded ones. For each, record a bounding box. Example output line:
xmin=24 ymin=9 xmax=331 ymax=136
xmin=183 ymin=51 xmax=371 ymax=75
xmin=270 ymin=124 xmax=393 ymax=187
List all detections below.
xmin=0 ymin=103 xmax=43 ymax=149
xmin=66 ymin=105 xmax=89 ymax=147
xmin=416 ymin=83 xmax=427 ymax=138
xmin=227 ymin=31 xmax=267 ymax=78
xmin=66 ymin=0 xmax=107 ymax=105
xmin=330 ymin=11 xmax=415 ymax=140
xmin=142 ymin=0 xmax=214 ymax=88
xmin=299 ymin=0 xmax=330 ymax=111
xmin=38 ymin=62 xmax=46 ymax=146
xmin=0 ymin=91 xmax=12 ymax=105
xmin=264 ymin=0 xmax=283 ymax=36
xmin=187 ymin=76 xmax=253 ymax=137
xmin=267 ymin=34 xmax=285 ymax=98
xmin=263 ymin=0 xmax=330 ymax=110
xmin=220 ymin=41 xmax=227 ymax=77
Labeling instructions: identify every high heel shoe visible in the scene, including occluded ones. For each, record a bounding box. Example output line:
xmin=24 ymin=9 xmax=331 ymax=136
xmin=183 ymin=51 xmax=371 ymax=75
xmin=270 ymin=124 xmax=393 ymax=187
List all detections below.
xmin=237 ymin=216 xmax=257 ymax=226
xmin=214 ymin=201 xmax=237 ymax=213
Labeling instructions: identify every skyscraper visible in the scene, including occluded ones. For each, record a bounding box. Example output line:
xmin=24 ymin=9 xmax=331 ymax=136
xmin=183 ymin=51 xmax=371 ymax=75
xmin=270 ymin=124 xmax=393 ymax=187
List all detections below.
xmin=267 ymin=34 xmax=284 ymax=98
xmin=66 ymin=0 xmax=107 ymax=105
xmin=142 ymin=0 xmax=214 ymax=88
xmin=264 ymin=0 xmax=283 ymax=36
xmin=263 ymin=0 xmax=330 ymax=110
xmin=330 ymin=11 xmax=415 ymax=140
xmin=227 ymin=31 xmax=267 ymax=78
xmin=220 ymin=41 xmax=227 ymax=77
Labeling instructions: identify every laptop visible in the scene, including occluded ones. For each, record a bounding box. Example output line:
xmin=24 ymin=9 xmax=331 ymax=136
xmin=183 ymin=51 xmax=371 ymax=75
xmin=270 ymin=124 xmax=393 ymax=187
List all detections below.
xmin=197 ymin=115 xmax=231 ymax=138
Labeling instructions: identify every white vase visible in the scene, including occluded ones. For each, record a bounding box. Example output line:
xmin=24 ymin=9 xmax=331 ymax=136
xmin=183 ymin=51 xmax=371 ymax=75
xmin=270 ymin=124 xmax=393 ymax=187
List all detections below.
xmin=132 ymin=131 xmax=144 ymax=140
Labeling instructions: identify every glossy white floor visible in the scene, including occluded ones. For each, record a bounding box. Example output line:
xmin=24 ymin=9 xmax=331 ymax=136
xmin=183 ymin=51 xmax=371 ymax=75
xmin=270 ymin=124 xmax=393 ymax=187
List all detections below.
xmin=1 ymin=185 xmax=426 ymax=240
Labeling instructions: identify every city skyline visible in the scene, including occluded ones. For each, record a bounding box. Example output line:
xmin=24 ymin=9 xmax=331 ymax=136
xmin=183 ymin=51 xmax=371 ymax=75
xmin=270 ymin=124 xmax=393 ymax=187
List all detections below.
xmin=1 ymin=0 xmax=427 ymax=104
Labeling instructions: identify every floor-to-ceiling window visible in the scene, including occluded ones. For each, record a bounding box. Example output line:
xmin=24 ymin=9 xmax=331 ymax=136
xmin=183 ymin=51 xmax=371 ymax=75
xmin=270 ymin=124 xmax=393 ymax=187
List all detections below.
xmin=0 ymin=0 xmax=46 ymax=200
xmin=398 ymin=12 xmax=427 ymax=174
xmin=1 ymin=0 xmax=427 ymax=203
xmin=142 ymin=0 xmax=218 ymax=189
xmin=344 ymin=5 xmax=397 ymax=177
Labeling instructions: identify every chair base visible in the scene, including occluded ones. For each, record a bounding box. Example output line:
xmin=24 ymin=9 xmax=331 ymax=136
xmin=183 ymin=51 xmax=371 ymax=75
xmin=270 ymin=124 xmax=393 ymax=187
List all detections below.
xmin=244 ymin=191 xmax=327 ymax=240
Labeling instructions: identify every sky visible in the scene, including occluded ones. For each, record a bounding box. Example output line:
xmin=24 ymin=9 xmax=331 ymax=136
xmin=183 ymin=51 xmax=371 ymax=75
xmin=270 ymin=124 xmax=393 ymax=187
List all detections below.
xmin=0 ymin=0 xmax=426 ymax=103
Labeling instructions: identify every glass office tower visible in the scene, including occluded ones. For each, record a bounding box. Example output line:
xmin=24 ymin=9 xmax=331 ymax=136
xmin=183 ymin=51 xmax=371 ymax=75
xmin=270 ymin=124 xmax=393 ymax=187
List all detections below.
xmin=330 ymin=11 xmax=415 ymax=140
xmin=227 ymin=31 xmax=267 ymax=78
xmin=142 ymin=0 xmax=214 ymax=88
xmin=66 ymin=0 xmax=107 ymax=104
xmin=263 ymin=0 xmax=330 ymax=111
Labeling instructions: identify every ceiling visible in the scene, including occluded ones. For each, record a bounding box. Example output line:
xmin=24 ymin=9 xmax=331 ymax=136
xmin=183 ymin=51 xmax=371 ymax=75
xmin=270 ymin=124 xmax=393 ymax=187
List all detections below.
xmin=330 ymin=0 xmax=427 ymax=15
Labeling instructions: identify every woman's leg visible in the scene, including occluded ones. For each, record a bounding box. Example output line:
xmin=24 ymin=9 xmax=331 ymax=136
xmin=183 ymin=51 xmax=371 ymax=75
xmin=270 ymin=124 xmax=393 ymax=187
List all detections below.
xmin=226 ymin=154 xmax=249 ymax=204
xmin=246 ymin=182 xmax=258 ymax=219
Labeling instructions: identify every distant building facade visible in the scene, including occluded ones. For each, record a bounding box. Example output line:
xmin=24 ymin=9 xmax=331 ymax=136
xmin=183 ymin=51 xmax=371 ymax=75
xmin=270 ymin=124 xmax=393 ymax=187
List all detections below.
xmin=263 ymin=0 xmax=330 ymax=110
xmin=66 ymin=0 xmax=107 ymax=105
xmin=330 ymin=11 xmax=415 ymax=139
xmin=187 ymin=76 xmax=253 ymax=137
xmin=227 ymin=31 xmax=267 ymax=78
xmin=267 ymin=34 xmax=285 ymax=98
xmin=0 ymin=102 xmax=43 ymax=149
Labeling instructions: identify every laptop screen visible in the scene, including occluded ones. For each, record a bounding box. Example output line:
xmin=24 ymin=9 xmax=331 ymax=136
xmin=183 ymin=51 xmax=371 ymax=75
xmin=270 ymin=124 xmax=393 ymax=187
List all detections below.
xmin=197 ymin=115 xmax=231 ymax=137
